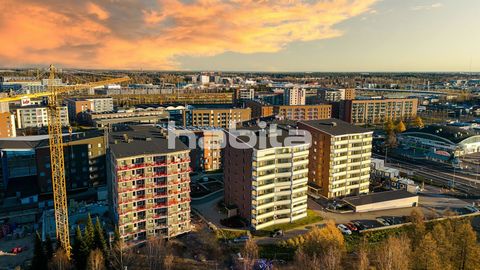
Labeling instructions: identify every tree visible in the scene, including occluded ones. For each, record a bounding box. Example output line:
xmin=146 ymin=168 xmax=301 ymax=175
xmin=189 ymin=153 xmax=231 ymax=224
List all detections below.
xmin=385 ymin=130 xmax=398 ymax=149
xmin=385 ymin=119 xmax=395 ymax=133
xmin=109 ymin=239 xmax=134 ymax=270
xmin=45 ymin=235 xmax=54 ymax=261
xmin=94 ymin=217 xmax=107 ymax=253
xmin=431 ymin=221 xmax=454 ymax=269
xmin=31 ymin=232 xmax=48 ymax=270
xmin=242 ymin=238 xmax=259 ymax=270
xmin=395 ymin=120 xmax=406 ymax=133
xmin=85 ymin=214 xmax=95 ymax=249
xmin=413 ymin=233 xmax=442 ymax=270
xmin=146 ymin=237 xmax=171 ymax=270
xmin=73 ymin=226 xmax=90 ymax=270
xmin=413 ymin=116 xmax=424 ymax=128
xmin=451 ymin=221 xmax=480 ymax=270
xmin=409 ymin=208 xmax=425 ymax=247
xmin=356 ymin=239 xmax=370 ymax=270
xmin=87 ymin=249 xmax=105 ymax=270
xmin=373 ymin=235 xmax=411 ymax=270
xmin=198 ymin=228 xmax=222 ymax=260
xmin=49 ymin=248 xmax=72 ymax=270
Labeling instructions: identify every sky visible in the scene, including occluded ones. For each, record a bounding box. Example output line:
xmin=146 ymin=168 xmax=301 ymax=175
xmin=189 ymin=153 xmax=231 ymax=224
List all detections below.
xmin=0 ymin=0 xmax=479 ymax=72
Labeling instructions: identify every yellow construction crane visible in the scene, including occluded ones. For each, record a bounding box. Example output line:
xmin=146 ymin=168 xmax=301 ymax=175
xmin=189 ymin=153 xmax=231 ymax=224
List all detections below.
xmin=0 ymin=65 xmax=129 ymax=257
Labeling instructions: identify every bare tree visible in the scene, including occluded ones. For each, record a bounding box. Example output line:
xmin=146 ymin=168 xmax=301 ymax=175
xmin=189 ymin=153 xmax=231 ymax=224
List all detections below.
xmin=242 ymin=238 xmax=259 ymax=270
xmin=374 ymin=235 xmax=411 ymax=270
xmin=163 ymin=254 xmax=175 ymax=270
xmin=87 ymin=249 xmax=105 ymax=270
xmin=109 ymin=240 xmax=134 ymax=270
xmin=356 ymin=239 xmax=370 ymax=270
xmin=146 ymin=237 xmax=170 ymax=270
xmin=49 ymin=248 xmax=72 ymax=270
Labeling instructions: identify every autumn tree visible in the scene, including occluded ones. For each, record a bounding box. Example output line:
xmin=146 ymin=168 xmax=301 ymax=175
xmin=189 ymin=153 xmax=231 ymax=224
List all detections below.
xmin=242 ymin=238 xmax=259 ymax=270
xmin=413 ymin=233 xmax=442 ymax=270
xmin=373 ymin=235 xmax=411 ymax=270
xmin=385 ymin=119 xmax=395 ymax=133
xmin=409 ymin=208 xmax=425 ymax=247
xmin=431 ymin=221 xmax=454 ymax=269
xmin=109 ymin=238 xmax=134 ymax=270
xmin=87 ymin=249 xmax=105 ymax=270
xmin=413 ymin=116 xmax=424 ymax=128
xmin=355 ymin=239 xmax=370 ymax=270
xmin=395 ymin=120 xmax=406 ymax=133
xmin=451 ymin=221 xmax=480 ymax=270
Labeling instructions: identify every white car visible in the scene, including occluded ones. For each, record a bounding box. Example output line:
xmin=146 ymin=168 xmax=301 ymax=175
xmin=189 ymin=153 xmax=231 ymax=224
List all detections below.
xmin=337 ymin=224 xmax=352 ymax=235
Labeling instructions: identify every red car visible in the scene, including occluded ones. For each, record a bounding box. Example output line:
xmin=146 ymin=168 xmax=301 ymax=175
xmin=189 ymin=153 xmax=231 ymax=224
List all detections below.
xmin=346 ymin=223 xmax=358 ymax=232
xmin=11 ymin=247 xmax=23 ymax=254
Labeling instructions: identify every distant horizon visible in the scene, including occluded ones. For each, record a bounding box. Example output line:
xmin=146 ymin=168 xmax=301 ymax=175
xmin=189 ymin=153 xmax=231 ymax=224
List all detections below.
xmin=1 ymin=0 xmax=479 ymax=72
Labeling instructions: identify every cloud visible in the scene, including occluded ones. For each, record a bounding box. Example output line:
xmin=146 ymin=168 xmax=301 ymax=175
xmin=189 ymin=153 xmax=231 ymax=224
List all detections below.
xmin=0 ymin=0 xmax=378 ymax=69
xmin=412 ymin=2 xmax=444 ymax=11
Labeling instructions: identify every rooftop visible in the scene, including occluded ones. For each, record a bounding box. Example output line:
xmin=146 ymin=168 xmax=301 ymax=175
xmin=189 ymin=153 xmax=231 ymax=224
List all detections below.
xmin=109 ymin=126 xmax=189 ymax=158
xmin=404 ymin=125 xmax=479 ymax=144
xmin=0 ymin=131 xmax=102 ymax=150
xmin=300 ymin=119 xmax=371 ymax=136
xmin=227 ymin=126 xmax=309 ymax=150
xmin=343 ymin=190 xmax=418 ymax=206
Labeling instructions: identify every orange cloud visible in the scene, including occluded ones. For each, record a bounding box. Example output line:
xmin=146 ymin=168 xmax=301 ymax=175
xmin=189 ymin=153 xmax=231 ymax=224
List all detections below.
xmin=0 ymin=0 xmax=377 ymax=69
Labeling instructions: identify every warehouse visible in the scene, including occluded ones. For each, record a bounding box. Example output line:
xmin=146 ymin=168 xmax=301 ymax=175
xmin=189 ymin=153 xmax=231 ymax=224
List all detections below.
xmin=343 ymin=190 xmax=419 ymax=213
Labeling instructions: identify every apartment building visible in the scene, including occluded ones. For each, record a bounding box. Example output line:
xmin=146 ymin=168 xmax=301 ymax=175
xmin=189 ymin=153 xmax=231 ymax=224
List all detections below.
xmin=235 ymin=88 xmax=255 ymax=101
xmin=65 ymin=97 xmax=114 ymax=120
xmin=284 ymin=88 xmax=306 ymax=105
xmin=341 ymin=98 xmax=418 ymax=125
xmin=0 ymin=131 xmax=106 ymax=196
xmin=224 ymin=127 xmax=310 ymax=230
xmin=298 ymin=119 xmax=373 ymax=198
xmin=245 ymin=100 xmax=274 ymax=119
xmin=15 ymin=105 xmax=69 ymax=129
xmin=183 ymin=107 xmax=251 ymax=128
xmin=108 ymin=126 xmax=191 ymax=245
xmin=0 ymin=112 xmax=16 ymax=138
xmin=274 ymin=104 xmax=332 ymax=121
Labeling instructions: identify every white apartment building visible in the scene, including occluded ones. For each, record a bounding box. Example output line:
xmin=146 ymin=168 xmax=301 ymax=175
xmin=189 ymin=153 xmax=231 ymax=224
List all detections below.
xmin=224 ymin=128 xmax=310 ymax=230
xmin=284 ymin=87 xmax=306 ymax=105
xmin=86 ymin=97 xmax=114 ymax=113
xmin=15 ymin=106 xmax=69 ymax=129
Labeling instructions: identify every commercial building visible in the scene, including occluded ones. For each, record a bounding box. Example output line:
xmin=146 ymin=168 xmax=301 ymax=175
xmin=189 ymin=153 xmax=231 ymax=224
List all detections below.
xmin=343 ymin=190 xmax=418 ymax=213
xmin=274 ymin=104 xmax=332 ymax=121
xmin=245 ymin=100 xmax=274 ymax=119
xmin=298 ymin=119 xmax=373 ymax=198
xmin=183 ymin=106 xmax=251 ymax=128
xmin=224 ymin=127 xmax=310 ymax=230
xmin=14 ymin=105 xmax=69 ymax=129
xmin=108 ymin=126 xmax=191 ymax=245
xmin=341 ymin=98 xmax=418 ymax=125
xmin=284 ymin=88 xmax=306 ymax=105
xmin=0 ymin=131 xmax=106 ymax=197
xmin=398 ymin=125 xmax=480 ymax=160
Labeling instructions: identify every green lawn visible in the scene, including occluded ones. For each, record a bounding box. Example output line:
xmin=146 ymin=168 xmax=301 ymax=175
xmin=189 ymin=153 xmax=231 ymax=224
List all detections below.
xmin=253 ymin=210 xmax=322 ymax=236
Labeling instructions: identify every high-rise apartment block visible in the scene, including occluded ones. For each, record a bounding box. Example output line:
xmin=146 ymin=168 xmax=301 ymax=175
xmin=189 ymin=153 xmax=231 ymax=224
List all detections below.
xmin=341 ymin=98 xmax=418 ymax=125
xmin=224 ymin=127 xmax=310 ymax=230
xmin=65 ymin=97 xmax=114 ymax=120
xmin=298 ymin=119 xmax=372 ymax=198
xmin=284 ymin=88 xmax=306 ymax=105
xmin=108 ymin=127 xmax=191 ymax=245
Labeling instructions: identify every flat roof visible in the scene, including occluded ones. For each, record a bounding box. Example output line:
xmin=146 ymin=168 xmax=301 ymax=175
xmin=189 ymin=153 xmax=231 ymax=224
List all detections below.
xmin=109 ymin=126 xmax=189 ymax=158
xmin=300 ymin=119 xmax=371 ymax=136
xmin=343 ymin=190 xmax=418 ymax=206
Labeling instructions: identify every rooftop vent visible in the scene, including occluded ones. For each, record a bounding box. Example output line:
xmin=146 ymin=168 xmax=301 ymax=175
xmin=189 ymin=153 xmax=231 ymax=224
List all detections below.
xmin=331 ymin=121 xmax=337 ymax=127
xmin=122 ymin=134 xmax=129 ymax=142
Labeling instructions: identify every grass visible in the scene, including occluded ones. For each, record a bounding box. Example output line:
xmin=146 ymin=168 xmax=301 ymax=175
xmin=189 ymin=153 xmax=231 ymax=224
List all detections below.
xmin=216 ymin=228 xmax=248 ymax=240
xmin=252 ymin=210 xmax=322 ymax=237
xmin=259 ymin=244 xmax=296 ymax=261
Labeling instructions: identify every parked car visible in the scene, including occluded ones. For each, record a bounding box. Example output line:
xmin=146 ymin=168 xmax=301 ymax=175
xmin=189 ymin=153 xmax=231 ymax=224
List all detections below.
xmin=271 ymin=229 xmax=284 ymax=238
xmin=376 ymin=218 xmax=390 ymax=226
xmin=337 ymin=224 xmax=352 ymax=235
xmin=346 ymin=223 xmax=358 ymax=232
xmin=233 ymin=235 xmax=251 ymax=243
xmin=353 ymin=221 xmax=366 ymax=231
xmin=466 ymin=205 xmax=479 ymax=213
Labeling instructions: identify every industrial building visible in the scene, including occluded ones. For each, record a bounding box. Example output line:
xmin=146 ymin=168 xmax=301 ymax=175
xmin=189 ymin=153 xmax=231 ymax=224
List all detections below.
xmin=343 ymin=190 xmax=419 ymax=212
xmin=224 ymin=126 xmax=310 ymax=230
xmin=298 ymin=119 xmax=373 ymax=199
xmin=108 ymin=126 xmax=191 ymax=245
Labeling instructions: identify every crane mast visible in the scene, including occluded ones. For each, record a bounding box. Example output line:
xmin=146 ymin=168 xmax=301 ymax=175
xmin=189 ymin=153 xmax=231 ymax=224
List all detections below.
xmin=46 ymin=65 xmax=70 ymax=256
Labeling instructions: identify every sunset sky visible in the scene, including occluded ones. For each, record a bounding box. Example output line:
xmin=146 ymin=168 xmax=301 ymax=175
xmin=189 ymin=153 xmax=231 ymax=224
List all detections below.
xmin=0 ymin=0 xmax=479 ymax=72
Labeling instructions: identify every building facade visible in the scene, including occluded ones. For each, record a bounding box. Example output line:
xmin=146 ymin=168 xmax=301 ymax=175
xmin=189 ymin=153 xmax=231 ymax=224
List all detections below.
xmin=224 ymin=128 xmax=309 ymax=230
xmin=108 ymin=127 xmax=191 ymax=245
xmin=245 ymin=100 xmax=274 ymax=119
xmin=341 ymin=98 xmax=418 ymax=125
xmin=298 ymin=119 xmax=373 ymax=198
xmin=15 ymin=105 xmax=69 ymax=129
xmin=283 ymin=88 xmax=306 ymax=105
xmin=0 ymin=112 xmax=16 ymax=138
xmin=183 ymin=107 xmax=251 ymax=128
xmin=274 ymin=104 xmax=332 ymax=121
